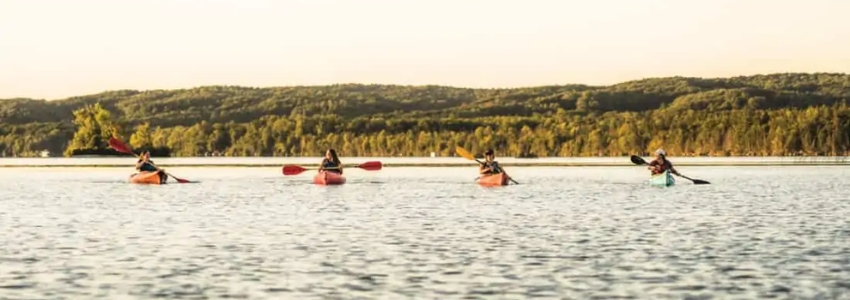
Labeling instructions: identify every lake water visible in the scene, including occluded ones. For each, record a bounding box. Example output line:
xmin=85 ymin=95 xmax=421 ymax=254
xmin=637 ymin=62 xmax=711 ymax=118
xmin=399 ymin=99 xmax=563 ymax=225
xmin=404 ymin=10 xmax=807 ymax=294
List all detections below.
xmin=1 ymin=166 xmax=849 ymax=299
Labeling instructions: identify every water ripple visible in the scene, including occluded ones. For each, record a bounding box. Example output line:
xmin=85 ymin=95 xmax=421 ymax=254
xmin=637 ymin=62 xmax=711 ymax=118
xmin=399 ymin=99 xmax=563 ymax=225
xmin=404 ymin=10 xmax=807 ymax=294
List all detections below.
xmin=0 ymin=166 xmax=848 ymax=299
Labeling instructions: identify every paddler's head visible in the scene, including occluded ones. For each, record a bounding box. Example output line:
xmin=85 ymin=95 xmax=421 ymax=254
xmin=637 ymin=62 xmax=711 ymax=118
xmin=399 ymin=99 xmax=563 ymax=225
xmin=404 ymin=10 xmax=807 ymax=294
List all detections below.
xmin=326 ymin=148 xmax=339 ymax=162
xmin=484 ymin=149 xmax=495 ymax=161
xmin=654 ymin=148 xmax=666 ymax=161
xmin=142 ymin=151 xmax=150 ymax=160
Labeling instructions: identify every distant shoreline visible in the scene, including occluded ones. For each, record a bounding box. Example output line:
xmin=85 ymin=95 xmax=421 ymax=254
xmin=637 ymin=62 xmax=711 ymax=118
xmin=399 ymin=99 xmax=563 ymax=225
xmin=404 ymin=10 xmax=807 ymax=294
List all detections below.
xmin=3 ymin=155 xmax=848 ymax=168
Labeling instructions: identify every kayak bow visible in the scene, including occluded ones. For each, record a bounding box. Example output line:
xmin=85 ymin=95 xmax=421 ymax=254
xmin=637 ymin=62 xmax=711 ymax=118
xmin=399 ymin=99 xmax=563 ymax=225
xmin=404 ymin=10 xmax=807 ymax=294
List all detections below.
xmin=649 ymin=170 xmax=675 ymax=187
xmin=477 ymin=173 xmax=510 ymax=187
xmin=129 ymin=170 xmax=166 ymax=184
xmin=313 ymin=171 xmax=346 ymax=185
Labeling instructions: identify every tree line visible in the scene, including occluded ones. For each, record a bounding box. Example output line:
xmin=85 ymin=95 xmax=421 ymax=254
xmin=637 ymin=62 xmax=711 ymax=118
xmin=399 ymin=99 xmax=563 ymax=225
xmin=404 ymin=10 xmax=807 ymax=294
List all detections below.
xmin=1 ymin=72 xmax=849 ymax=157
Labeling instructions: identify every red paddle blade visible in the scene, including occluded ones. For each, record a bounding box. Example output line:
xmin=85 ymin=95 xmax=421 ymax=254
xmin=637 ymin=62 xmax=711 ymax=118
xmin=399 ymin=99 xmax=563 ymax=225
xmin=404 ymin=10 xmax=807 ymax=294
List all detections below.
xmin=172 ymin=176 xmax=190 ymax=183
xmin=108 ymin=137 xmax=135 ymax=155
xmin=282 ymin=165 xmax=307 ymax=175
xmin=357 ymin=161 xmax=382 ymax=171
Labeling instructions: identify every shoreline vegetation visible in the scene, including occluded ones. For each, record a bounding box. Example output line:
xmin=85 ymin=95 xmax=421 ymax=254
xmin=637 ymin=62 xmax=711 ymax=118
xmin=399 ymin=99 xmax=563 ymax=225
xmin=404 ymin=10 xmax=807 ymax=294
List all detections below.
xmin=1 ymin=156 xmax=848 ymax=168
xmin=2 ymin=72 xmax=850 ymax=158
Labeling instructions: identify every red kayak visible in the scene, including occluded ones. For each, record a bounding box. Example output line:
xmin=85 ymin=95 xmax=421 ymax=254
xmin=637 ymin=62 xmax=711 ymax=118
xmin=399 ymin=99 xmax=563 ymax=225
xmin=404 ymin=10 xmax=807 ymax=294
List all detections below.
xmin=477 ymin=173 xmax=509 ymax=187
xmin=313 ymin=171 xmax=346 ymax=185
xmin=129 ymin=170 xmax=166 ymax=184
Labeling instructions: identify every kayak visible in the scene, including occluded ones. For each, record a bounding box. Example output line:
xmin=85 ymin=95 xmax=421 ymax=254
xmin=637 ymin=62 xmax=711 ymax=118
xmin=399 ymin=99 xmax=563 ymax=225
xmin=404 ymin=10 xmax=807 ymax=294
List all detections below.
xmin=649 ymin=170 xmax=675 ymax=187
xmin=313 ymin=171 xmax=346 ymax=185
xmin=129 ymin=170 xmax=166 ymax=184
xmin=477 ymin=173 xmax=509 ymax=186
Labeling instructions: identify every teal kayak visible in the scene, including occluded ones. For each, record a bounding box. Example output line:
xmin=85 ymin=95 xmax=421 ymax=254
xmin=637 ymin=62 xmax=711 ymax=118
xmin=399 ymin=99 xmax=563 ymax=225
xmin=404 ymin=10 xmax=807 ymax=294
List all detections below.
xmin=649 ymin=170 xmax=675 ymax=187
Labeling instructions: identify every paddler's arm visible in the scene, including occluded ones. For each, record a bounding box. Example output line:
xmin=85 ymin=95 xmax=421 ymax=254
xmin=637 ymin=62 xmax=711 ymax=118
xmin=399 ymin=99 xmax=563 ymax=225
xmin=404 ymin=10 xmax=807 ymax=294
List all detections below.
xmin=646 ymin=160 xmax=658 ymax=171
xmin=660 ymin=160 xmax=677 ymax=175
xmin=478 ymin=163 xmax=490 ymax=174
xmin=669 ymin=164 xmax=681 ymax=176
xmin=317 ymin=159 xmax=326 ymax=172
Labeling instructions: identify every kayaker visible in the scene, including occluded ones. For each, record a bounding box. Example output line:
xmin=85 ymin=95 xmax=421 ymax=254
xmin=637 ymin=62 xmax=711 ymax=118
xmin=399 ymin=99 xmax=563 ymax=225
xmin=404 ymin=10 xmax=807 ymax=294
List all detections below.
xmin=318 ymin=148 xmax=343 ymax=175
xmin=648 ymin=149 xmax=681 ymax=176
xmin=136 ymin=151 xmax=167 ymax=182
xmin=479 ymin=149 xmax=503 ymax=175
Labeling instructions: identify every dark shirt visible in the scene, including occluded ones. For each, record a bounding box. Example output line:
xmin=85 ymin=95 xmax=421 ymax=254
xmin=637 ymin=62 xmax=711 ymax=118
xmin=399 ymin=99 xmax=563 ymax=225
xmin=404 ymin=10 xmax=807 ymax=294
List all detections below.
xmin=136 ymin=160 xmax=158 ymax=172
xmin=649 ymin=159 xmax=673 ymax=175
xmin=480 ymin=161 xmax=502 ymax=174
xmin=320 ymin=158 xmax=342 ymax=174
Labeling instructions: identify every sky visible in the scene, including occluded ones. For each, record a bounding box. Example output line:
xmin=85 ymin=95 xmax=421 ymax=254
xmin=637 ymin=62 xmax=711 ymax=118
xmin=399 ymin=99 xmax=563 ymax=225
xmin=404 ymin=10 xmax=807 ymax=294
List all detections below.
xmin=1 ymin=0 xmax=849 ymax=100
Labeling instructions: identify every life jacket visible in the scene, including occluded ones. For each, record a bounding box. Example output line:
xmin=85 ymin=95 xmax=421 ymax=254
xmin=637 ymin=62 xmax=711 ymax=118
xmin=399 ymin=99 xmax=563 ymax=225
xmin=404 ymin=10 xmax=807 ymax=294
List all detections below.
xmin=650 ymin=159 xmax=672 ymax=175
xmin=321 ymin=159 xmax=342 ymax=174
xmin=137 ymin=160 xmax=158 ymax=172
xmin=482 ymin=161 xmax=502 ymax=174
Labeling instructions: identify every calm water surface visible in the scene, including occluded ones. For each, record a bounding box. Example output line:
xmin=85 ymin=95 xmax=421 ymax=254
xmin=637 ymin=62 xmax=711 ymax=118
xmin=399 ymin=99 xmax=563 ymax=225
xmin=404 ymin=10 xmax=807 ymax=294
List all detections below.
xmin=1 ymin=166 xmax=849 ymax=299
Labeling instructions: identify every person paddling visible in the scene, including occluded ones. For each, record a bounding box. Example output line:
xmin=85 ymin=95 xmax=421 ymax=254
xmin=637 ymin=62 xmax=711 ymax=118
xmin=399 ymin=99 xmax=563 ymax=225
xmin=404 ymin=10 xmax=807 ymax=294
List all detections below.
xmin=135 ymin=151 xmax=167 ymax=183
xmin=647 ymin=148 xmax=681 ymax=176
xmin=479 ymin=149 xmax=503 ymax=175
xmin=318 ymin=148 xmax=343 ymax=175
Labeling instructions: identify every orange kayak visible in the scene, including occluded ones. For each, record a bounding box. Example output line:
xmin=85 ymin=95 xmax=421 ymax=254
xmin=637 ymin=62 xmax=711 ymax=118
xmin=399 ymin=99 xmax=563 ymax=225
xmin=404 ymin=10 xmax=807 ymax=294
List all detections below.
xmin=313 ymin=171 xmax=346 ymax=185
xmin=129 ymin=171 xmax=166 ymax=184
xmin=477 ymin=173 xmax=509 ymax=186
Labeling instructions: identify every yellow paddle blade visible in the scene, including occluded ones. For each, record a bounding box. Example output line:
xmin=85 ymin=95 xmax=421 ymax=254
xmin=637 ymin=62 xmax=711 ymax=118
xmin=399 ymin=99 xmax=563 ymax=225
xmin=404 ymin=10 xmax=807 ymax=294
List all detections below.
xmin=455 ymin=146 xmax=476 ymax=161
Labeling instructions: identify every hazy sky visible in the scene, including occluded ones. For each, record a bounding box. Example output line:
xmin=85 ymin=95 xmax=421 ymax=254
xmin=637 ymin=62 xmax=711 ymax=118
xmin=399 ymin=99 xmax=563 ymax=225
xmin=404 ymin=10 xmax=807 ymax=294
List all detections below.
xmin=1 ymin=0 xmax=849 ymax=100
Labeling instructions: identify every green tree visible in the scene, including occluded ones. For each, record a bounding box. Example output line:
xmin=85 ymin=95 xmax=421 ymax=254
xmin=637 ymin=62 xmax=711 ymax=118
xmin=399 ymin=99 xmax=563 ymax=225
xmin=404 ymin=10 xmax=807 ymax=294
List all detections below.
xmin=129 ymin=122 xmax=152 ymax=149
xmin=63 ymin=103 xmax=117 ymax=156
xmin=0 ymin=73 xmax=849 ymax=158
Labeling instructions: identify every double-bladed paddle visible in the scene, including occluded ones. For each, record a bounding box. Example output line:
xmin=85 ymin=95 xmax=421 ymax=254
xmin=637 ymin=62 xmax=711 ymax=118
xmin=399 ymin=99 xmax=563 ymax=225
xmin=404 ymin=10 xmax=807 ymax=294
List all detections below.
xmin=282 ymin=161 xmax=383 ymax=176
xmin=108 ymin=137 xmax=191 ymax=183
xmin=455 ymin=146 xmax=519 ymax=184
xmin=630 ymin=155 xmax=710 ymax=185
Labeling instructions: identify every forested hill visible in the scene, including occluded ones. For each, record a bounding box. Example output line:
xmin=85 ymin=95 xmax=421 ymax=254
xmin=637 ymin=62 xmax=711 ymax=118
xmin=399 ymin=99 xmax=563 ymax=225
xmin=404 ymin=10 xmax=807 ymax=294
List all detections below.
xmin=1 ymin=72 xmax=849 ymax=157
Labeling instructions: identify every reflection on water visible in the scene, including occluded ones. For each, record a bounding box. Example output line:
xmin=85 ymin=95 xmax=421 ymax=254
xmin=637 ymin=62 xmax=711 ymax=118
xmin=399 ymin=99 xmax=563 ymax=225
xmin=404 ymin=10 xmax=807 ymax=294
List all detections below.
xmin=1 ymin=166 xmax=849 ymax=299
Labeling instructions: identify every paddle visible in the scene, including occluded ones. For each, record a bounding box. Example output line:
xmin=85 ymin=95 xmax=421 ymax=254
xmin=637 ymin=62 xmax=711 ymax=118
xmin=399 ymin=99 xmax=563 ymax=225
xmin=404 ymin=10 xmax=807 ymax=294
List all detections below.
xmin=282 ymin=161 xmax=383 ymax=176
xmin=630 ymin=155 xmax=710 ymax=185
xmin=455 ymin=146 xmax=519 ymax=184
xmin=108 ymin=137 xmax=191 ymax=183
